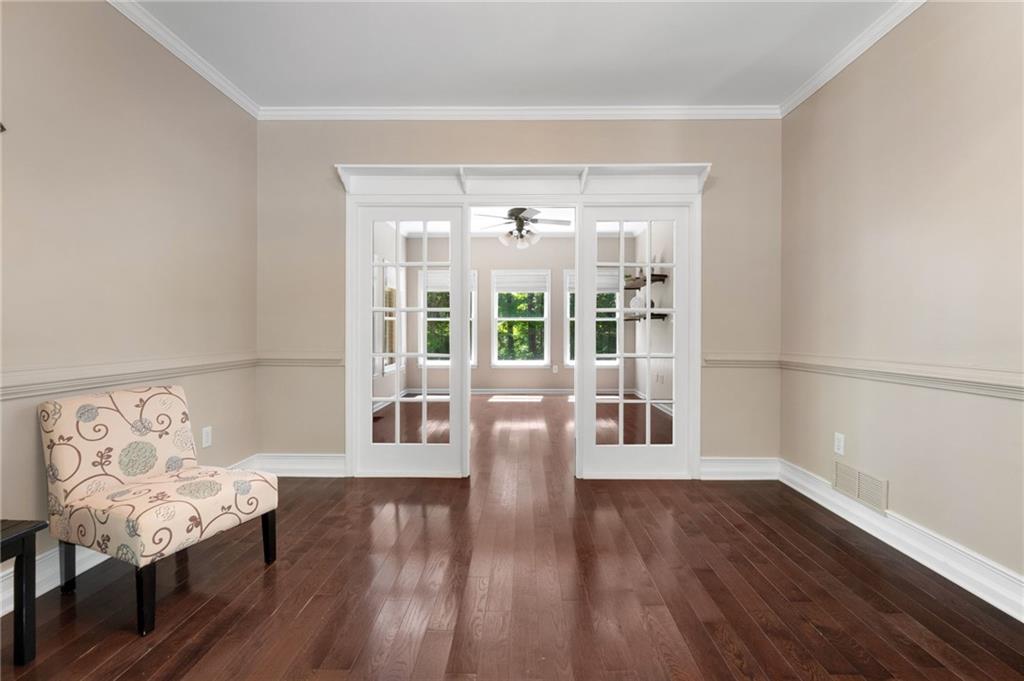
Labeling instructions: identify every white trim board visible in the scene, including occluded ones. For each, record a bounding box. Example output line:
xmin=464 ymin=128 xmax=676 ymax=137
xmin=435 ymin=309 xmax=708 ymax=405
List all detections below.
xmin=1 ymin=352 xmax=260 ymax=401
xmin=700 ymin=456 xmax=780 ymax=480
xmin=0 ymin=353 xmax=347 ymax=402
xmin=1 ymin=453 xmax=346 ymax=616
xmin=232 ymin=453 xmax=348 ymax=478
xmin=775 ymin=459 xmax=1023 ymax=621
xmin=108 ymin=1 xmax=259 ymax=117
xmin=6 ymin=457 xmax=1018 ymax=622
xmin=108 ymin=0 xmax=923 ymax=122
xmin=703 ymin=457 xmax=1023 ymax=621
xmin=0 ymin=545 xmax=109 ymax=618
xmin=259 ymin=105 xmax=781 ymax=121
xmin=779 ymin=460 xmax=1024 ymax=622
xmin=701 ymin=352 xmax=1023 ymax=401
xmin=780 ymin=1 xmax=925 ymax=115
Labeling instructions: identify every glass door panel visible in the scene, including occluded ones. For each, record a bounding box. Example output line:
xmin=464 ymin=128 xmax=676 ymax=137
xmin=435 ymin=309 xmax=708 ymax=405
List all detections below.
xmin=359 ymin=206 xmax=464 ymax=476
xmin=577 ymin=205 xmax=691 ymax=478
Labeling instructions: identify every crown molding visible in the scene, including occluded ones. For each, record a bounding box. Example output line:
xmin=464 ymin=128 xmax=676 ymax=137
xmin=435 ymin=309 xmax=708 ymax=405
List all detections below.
xmin=780 ymin=1 xmax=926 ymax=117
xmin=107 ymin=1 xmax=260 ymax=118
xmin=109 ymin=0 xmax=922 ymax=123
xmin=257 ymin=105 xmax=781 ymax=121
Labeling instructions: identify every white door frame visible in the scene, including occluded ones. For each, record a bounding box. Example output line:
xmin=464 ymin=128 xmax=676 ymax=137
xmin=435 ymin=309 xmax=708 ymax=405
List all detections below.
xmin=340 ymin=164 xmax=709 ymax=479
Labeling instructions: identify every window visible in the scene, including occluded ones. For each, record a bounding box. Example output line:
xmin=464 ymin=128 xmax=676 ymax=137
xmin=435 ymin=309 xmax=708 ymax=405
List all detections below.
xmin=420 ymin=270 xmax=477 ymax=366
xmin=564 ymin=270 xmax=619 ymax=366
xmin=492 ymin=270 xmax=550 ymax=366
xmin=373 ymin=258 xmax=399 ymax=375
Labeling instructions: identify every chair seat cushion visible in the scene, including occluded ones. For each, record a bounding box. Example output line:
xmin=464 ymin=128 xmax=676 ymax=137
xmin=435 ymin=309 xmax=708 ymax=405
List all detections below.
xmin=54 ymin=466 xmax=278 ymax=567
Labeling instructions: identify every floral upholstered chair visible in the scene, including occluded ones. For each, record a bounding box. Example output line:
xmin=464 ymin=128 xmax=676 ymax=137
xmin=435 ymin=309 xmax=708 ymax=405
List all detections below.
xmin=38 ymin=385 xmax=277 ymax=636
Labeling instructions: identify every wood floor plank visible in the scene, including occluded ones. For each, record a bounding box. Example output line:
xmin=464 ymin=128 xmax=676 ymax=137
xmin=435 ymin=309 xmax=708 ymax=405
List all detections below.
xmin=4 ymin=396 xmax=1020 ymax=681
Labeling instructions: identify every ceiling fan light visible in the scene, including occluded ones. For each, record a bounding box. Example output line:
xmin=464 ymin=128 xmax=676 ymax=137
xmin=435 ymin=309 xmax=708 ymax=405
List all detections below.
xmin=515 ymin=238 xmax=530 ymax=250
xmin=498 ymin=232 xmax=512 ymax=246
xmin=527 ymin=231 xmax=541 ymax=245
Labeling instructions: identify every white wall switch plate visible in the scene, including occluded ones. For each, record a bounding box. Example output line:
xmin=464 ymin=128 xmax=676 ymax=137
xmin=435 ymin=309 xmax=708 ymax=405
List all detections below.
xmin=833 ymin=432 xmax=845 ymax=456
xmin=201 ymin=426 xmax=213 ymax=448
xmin=552 ymin=364 xmax=559 ymax=374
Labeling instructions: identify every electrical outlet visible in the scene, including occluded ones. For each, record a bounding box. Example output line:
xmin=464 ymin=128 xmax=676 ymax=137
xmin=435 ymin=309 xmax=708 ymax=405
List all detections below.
xmin=552 ymin=364 xmax=559 ymax=374
xmin=833 ymin=432 xmax=845 ymax=456
xmin=201 ymin=426 xmax=213 ymax=448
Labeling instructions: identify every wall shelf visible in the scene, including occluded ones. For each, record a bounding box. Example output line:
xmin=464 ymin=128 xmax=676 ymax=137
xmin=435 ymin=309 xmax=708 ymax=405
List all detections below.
xmin=624 ymin=311 xmax=668 ymax=322
xmin=623 ymin=273 xmax=668 ymax=290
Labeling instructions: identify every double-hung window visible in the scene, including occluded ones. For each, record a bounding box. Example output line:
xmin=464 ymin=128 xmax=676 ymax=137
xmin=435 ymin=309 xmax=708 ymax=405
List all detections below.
xmin=492 ymin=270 xmax=550 ymax=366
xmin=419 ymin=270 xmax=477 ymax=366
xmin=564 ymin=269 xmax=619 ymax=366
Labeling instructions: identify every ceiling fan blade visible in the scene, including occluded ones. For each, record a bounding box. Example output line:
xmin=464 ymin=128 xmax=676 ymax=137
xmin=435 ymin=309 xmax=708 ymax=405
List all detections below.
xmin=478 ymin=221 xmax=514 ymax=230
xmin=531 ymin=218 xmax=572 ymax=226
xmin=519 ymin=208 xmax=540 ymax=219
xmin=477 ymin=214 xmax=511 ymax=220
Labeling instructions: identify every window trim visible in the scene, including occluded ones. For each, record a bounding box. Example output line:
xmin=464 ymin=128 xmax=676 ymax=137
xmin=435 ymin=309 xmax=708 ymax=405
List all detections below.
xmin=564 ymin=269 xmax=619 ymax=368
xmin=491 ymin=269 xmax=551 ymax=368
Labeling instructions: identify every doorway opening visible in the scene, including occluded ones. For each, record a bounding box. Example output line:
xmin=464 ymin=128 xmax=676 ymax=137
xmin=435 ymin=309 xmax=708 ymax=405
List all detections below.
xmin=468 ymin=205 xmax=578 ymax=474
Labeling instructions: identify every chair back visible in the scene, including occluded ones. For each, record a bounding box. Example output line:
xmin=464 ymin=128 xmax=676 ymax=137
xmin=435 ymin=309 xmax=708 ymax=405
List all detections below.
xmin=38 ymin=385 xmax=199 ymax=517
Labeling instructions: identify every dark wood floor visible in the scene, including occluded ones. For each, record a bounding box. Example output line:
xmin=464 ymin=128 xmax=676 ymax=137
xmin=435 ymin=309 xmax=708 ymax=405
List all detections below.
xmin=4 ymin=395 xmax=1022 ymax=680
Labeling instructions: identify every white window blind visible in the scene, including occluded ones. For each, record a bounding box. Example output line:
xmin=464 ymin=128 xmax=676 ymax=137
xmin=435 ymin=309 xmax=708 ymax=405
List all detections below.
xmin=492 ymin=269 xmax=550 ymax=292
xmin=423 ymin=269 xmax=477 ymax=292
xmin=564 ymin=269 xmax=619 ymax=293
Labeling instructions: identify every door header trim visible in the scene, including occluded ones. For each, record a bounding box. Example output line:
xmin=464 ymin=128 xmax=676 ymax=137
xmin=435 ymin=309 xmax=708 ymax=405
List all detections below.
xmin=335 ymin=163 xmax=712 ymax=196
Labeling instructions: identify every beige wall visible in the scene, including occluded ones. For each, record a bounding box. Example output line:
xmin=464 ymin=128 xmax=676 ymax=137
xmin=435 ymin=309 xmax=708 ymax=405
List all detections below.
xmin=257 ymin=119 xmax=783 ymax=458
xmin=1 ymin=1 xmax=258 ymax=548
xmin=781 ymin=2 xmax=1023 ymax=570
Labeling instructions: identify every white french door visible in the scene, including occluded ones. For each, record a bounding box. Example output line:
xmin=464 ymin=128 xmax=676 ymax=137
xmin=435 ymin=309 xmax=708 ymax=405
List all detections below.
xmin=351 ymin=205 xmax=466 ymax=476
xmin=575 ymin=205 xmax=698 ymax=478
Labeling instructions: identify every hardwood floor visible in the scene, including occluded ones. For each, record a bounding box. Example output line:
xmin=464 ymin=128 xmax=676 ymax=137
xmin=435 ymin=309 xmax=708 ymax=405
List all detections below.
xmin=3 ymin=395 xmax=1022 ymax=680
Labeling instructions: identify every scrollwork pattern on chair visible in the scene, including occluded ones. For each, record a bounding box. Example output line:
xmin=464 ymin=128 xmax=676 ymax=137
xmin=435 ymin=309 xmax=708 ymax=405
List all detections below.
xmin=38 ymin=385 xmax=278 ymax=568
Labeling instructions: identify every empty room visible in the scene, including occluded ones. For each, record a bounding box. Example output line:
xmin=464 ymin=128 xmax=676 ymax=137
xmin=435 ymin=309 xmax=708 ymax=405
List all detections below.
xmin=1 ymin=1 xmax=1022 ymax=680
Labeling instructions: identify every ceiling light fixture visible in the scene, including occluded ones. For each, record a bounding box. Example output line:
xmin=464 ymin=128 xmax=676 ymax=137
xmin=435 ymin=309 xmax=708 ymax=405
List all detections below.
xmin=478 ymin=207 xmax=570 ymax=250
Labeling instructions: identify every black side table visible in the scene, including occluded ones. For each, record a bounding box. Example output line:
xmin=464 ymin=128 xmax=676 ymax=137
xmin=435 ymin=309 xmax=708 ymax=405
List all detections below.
xmin=2 ymin=520 xmax=48 ymax=665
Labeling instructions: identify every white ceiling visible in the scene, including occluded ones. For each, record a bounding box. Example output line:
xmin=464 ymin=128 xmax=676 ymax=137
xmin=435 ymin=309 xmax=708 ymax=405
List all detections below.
xmin=125 ymin=1 xmax=918 ymax=119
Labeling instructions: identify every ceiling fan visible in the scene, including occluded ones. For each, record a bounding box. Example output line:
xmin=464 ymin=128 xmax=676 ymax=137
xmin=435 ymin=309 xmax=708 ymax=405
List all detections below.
xmin=479 ymin=207 xmax=571 ymax=250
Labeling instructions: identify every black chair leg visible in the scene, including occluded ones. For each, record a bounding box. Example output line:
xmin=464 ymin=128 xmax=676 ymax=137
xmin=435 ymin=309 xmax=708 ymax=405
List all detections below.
xmin=261 ymin=510 xmax=276 ymax=564
xmin=58 ymin=541 xmax=76 ymax=593
xmin=135 ymin=563 xmax=156 ymax=636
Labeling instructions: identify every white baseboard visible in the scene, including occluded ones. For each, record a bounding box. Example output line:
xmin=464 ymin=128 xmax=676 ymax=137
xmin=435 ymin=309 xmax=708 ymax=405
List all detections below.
xmin=1 ymin=544 xmax=109 ymax=617
xmin=700 ymin=456 xmax=780 ymax=480
xmin=7 ymin=456 xmax=1018 ymax=624
xmin=778 ymin=459 xmax=1024 ymax=622
xmin=1 ymin=453 xmax=346 ymax=617
xmin=233 ymin=453 xmax=348 ymax=478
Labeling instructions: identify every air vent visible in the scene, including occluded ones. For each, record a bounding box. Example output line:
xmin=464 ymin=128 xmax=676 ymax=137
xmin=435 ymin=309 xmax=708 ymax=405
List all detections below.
xmin=834 ymin=462 xmax=888 ymax=513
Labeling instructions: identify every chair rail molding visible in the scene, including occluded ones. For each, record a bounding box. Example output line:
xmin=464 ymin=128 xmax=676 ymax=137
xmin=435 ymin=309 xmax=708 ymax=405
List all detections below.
xmin=779 ymin=352 xmax=1023 ymax=400
xmin=0 ymin=351 xmax=350 ymax=401
xmin=702 ymin=352 xmax=782 ymax=369
xmin=0 ymin=352 xmax=260 ymax=401
xmin=701 ymin=352 xmax=1023 ymax=400
xmin=256 ymin=351 xmax=345 ymax=368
